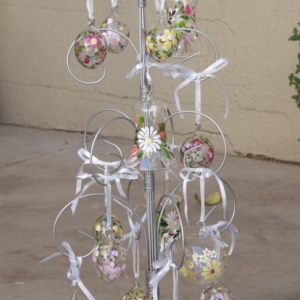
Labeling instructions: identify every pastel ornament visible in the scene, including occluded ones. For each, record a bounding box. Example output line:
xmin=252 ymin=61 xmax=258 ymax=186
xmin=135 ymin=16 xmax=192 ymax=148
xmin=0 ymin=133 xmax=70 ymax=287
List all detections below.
xmin=101 ymin=16 xmax=130 ymax=54
xmin=180 ymin=134 xmax=214 ymax=168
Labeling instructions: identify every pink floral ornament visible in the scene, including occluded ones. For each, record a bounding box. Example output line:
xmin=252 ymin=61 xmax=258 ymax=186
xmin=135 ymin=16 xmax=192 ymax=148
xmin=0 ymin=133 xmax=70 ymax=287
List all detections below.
xmin=74 ymin=29 xmax=107 ymax=69
xmin=180 ymin=134 xmax=214 ymax=168
xmin=101 ymin=14 xmax=130 ymax=54
xmin=92 ymin=239 xmax=127 ymax=283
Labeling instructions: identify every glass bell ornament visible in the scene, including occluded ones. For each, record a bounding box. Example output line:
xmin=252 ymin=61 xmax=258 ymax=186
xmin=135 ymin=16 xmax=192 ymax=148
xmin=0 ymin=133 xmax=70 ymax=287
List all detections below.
xmin=92 ymin=214 xmax=124 ymax=244
xmin=180 ymin=132 xmax=214 ymax=168
xmin=74 ymin=29 xmax=107 ymax=69
xmin=126 ymin=100 xmax=177 ymax=170
xmin=146 ymin=17 xmax=179 ymax=62
xmin=100 ymin=7 xmax=130 ymax=54
xmin=179 ymin=231 xmax=228 ymax=285
xmin=200 ymin=281 xmax=233 ymax=300
xmin=92 ymin=234 xmax=127 ymax=283
xmin=123 ymin=279 xmax=148 ymax=300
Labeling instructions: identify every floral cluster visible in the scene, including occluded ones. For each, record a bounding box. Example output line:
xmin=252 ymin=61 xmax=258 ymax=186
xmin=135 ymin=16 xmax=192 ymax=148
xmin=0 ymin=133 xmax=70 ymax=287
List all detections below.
xmin=92 ymin=241 xmax=127 ymax=283
xmin=167 ymin=0 xmax=197 ymax=47
xmin=179 ymin=247 xmax=224 ymax=283
xmin=101 ymin=18 xmax=130 ymax=54
xmin=180 ymin=135 xmax=214 ymax=168
xmin=74 ymin=30 xmax=107 ymax=69
xmin=146 ymin=28 xmax=179 ymax=62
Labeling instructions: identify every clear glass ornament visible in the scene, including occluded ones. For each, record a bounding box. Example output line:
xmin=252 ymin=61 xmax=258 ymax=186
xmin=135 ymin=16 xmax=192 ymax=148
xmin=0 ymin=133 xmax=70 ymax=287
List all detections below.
xmin=92 ymin=214 xmax=124 ymax=244
xmin=123 ymin=279 xmax=148 ymax=300
xmin=165 ymin=0 xmax=199 ymax=57
xmin=146 ymin=18 xmax=179 ymax=62
xmin=200 ymin=281 xmax=233 ymax=300
xmin=100 ymin=7 xmax=130 ymax=54
xmin=92 ymin=234 xmax=127 ymax=283
xmin=179 ymin=232 xmax=228 ymax=285
xmin=180 ymin=132 xmax=214 ymax=168
xmin=74 ymin=29 xmax=107 ymax=69
xmin=69 ymin=286 xmax=79 ymax=300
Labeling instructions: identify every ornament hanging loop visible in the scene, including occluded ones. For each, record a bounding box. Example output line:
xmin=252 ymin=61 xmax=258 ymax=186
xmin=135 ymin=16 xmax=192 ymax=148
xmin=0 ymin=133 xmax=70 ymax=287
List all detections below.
xmin=87 ymin=17 xmax=95 ymax=27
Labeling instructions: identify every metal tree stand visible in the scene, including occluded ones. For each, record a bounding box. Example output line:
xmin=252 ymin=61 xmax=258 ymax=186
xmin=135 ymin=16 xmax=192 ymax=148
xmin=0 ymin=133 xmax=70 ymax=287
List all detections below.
xmin=41 ymin=0 xmax=237 ymax=300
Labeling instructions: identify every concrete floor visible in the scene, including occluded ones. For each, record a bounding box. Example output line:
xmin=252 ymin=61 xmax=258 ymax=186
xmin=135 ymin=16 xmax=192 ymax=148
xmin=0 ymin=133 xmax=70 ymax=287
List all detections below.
xmin=0 ymin=124 xmax=300 ymax=300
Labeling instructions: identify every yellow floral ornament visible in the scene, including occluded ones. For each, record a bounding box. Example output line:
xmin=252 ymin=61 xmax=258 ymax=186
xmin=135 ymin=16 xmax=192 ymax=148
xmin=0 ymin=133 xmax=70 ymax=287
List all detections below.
xmin=146 ymin=24 xmax=179 ymax=62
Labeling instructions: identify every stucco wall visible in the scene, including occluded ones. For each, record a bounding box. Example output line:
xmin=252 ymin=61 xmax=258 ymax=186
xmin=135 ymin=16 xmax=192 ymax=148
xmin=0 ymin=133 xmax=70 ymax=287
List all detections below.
xmin=0 ymin=0 xmax=299 ymax=162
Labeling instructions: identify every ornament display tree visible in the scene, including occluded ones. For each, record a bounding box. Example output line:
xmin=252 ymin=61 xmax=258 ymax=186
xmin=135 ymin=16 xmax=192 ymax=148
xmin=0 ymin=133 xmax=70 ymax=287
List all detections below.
xmin=41 ymin=0 xmax=238 ymax=299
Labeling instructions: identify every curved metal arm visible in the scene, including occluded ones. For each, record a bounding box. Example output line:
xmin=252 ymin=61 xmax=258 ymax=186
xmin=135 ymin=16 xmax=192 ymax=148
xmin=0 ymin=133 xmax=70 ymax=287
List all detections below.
xmin=83 ymin=109 xmax=131 ymax=151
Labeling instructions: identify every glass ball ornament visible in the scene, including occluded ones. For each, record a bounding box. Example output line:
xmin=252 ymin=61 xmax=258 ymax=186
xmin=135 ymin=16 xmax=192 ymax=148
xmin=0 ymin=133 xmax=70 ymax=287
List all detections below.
xmin=179 ymin=232 xmax=228 ymax=285
xmin=92 ymin=235 xmax=127 ymax=283
xmin=200 ymin=281 xmax=233 ymax=300
xmin=100 ymin=12 xmax=130 ymax=54
xmin=180 ymin=133 xmax=214 ymax=168
xmin=123 ymin=280 xmax=148 ymax=300
xmin=146 ymin=21 xmax=179 ymax=62
xmin=92 ymin=214 xmax=124 ymax=244
xmin=74 ymin=29 xmax=107 ymax=69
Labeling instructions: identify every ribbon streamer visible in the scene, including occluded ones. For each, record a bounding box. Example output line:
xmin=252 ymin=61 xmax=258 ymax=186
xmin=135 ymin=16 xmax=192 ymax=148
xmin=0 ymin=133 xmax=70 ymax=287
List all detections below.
xmin=86 ymin=0 xmax=94 ymax=21
xmin=149 ymin=257 xmax=176 ymax=300
xmin=179 ymin=167 xmax=227 ymax=225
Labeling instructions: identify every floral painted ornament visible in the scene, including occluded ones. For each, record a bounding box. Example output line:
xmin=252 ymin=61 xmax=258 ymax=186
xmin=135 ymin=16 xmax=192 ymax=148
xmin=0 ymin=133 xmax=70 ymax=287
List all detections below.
xmin=179 ymin=233 xmax=227 ymax=284
xmin=92 ymin=236 xmax=127 ymax=283
xmin=123 ymin=280 xmax=148 ymax=300
xmin=146 ymin=21 xmax=179 ymax=62
xmin=180 ymin=133 xmax=214 ymax=168
xmin=200 ymin=281 xmax=233 ymax=300
xmin=74 ymin=29 xmax=107 ymax=69
xmin=100 ymin=13 xmax=130 ymax=54
xmin=92 ymin=214 xmax=124 ymax=244
xmin=166 ymin=0 xmax=198 ymax=56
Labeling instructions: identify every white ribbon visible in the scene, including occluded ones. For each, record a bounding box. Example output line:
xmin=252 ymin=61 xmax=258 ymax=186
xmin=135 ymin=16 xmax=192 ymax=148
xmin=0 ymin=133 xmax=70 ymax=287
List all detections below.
xmin=122 ymin=212 xmax=146 ymax=279
xmin=126 ymin=61 xmax=176 ymax=80
xmin=71 ymin=148 xmax=140 ymax=213
xmin=200 ymin=221 xmax=238 ymax=256
xmin=165 ymin=58 xmax=229 ymax=120
xmin=149 ymin=257 xmax=177 ymax=300
xmin=179 ymin=167 xmax=227 ymax=225
xmin=40 ymin=242 xmax=96 ymax=300
xmin=86 ymin=0 xmax=94 ymax=20
xmin=154 ymin=0 xmax=165 ymax=13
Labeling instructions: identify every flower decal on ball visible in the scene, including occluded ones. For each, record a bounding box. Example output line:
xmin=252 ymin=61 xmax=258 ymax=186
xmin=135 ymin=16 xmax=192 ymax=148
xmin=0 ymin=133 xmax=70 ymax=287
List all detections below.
xmin=137 ymin=126 xmax=162 ymax=155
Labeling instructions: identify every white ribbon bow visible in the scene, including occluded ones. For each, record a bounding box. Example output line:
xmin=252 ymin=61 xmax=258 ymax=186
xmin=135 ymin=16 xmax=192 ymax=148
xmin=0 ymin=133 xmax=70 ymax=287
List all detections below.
xmin=71 ymin=148 xmax=140 ymax=213
xmin=200 ymin=221 xmax=238 ymax=256
xmin=165 ymin=58 xmax=229 ymax=121
xmin=40 ymin=242 xmax=96 ymax=300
